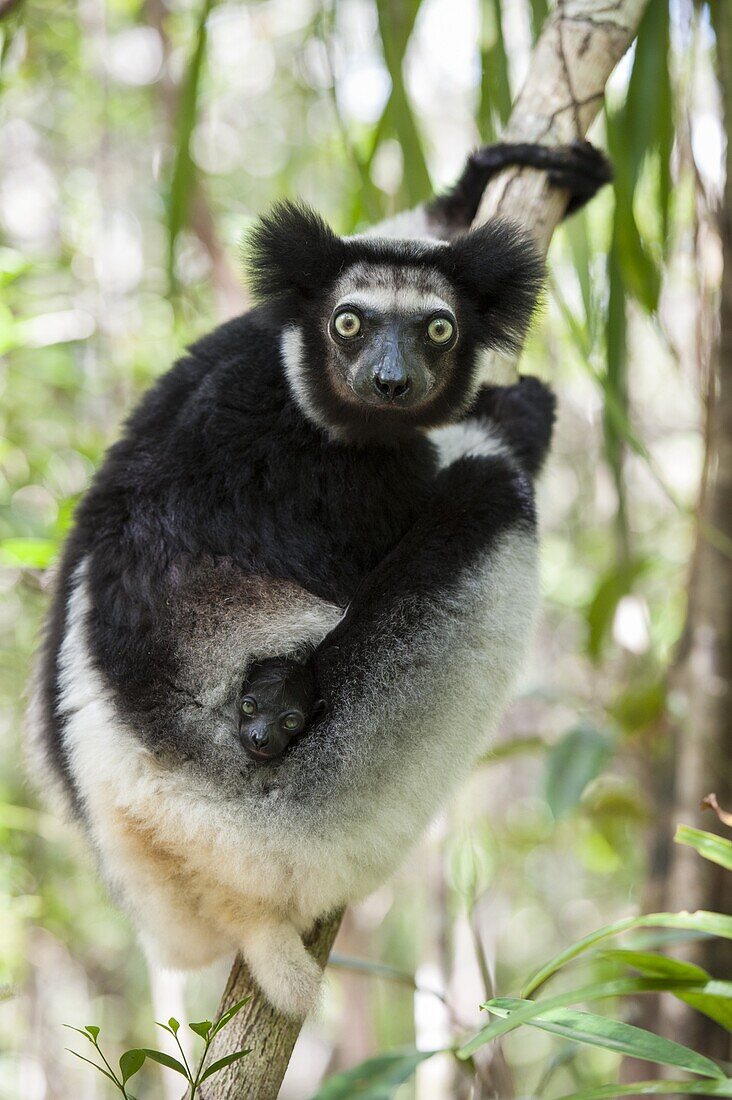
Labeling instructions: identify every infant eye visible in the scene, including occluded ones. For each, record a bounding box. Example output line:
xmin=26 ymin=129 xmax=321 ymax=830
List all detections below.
xmin=240 ymin=697 xmax=257 ymax=716
xmin=281 ymin=712 xmax=304 ymax=733
xmin=427 ymin=316 xmax=455 ymax=345
xmin=333 ymin=310 xmax=361 ymax=339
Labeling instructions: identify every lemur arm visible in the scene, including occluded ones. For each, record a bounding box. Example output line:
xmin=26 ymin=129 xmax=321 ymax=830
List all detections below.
xmin=290 ymin=380 xmax=554 ymax=830
xmin=369 ymin=141 xmax=612 ymax=242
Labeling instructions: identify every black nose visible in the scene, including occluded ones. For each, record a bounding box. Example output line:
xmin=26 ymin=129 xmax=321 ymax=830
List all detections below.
xmin=250 ymin=726 xmax=269 ymax=748
xmin=373 ymin=371 xmax=410 ymax=400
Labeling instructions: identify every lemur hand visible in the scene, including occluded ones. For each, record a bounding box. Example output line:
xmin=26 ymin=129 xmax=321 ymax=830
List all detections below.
xmin=465 ymin=377 xmax=556 ymax=478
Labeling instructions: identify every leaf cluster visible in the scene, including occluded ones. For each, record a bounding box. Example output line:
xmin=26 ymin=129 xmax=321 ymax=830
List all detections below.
xmin=66 ymin=997 xmax=251 ymax=1099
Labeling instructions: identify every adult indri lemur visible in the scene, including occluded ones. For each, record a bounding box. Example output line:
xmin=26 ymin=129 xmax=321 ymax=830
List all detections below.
xmin=28 ymin=141 xmax=611 ymax=1015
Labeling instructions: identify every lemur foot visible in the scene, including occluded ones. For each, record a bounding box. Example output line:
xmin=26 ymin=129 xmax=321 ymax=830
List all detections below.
xmin=242 ymin=919 xmax=323 ymax=1017
xmin=467 ymin=377 xmax=556 ymax=477
xmin=471 ymin=140 xmax=613 ymax=215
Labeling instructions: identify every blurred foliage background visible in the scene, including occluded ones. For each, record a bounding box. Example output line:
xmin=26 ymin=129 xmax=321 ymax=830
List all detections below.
xmin=0 ymin=0 xmax=729 ymax=1097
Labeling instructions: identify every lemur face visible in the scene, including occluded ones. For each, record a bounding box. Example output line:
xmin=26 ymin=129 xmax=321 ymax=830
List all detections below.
xmin=238 ymin=657 xmax=320 ymax=763
xmin=323 ymin=262 xmax=460 ymax=416
xmin=247 ymin=202 xmax=544 ymax=442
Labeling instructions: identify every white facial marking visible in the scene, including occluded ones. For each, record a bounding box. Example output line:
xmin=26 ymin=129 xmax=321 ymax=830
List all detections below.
xmin=280 ymin=324 xmax=332 ymax=432
xmin=335 ymin=287 xmax=451 ymax=317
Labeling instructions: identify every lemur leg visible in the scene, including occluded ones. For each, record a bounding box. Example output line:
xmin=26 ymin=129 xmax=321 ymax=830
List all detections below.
xmin=428 ymin=140 xmax=612 ymax=232
xmin=237 ymin=914 xmax=323 ymax=1018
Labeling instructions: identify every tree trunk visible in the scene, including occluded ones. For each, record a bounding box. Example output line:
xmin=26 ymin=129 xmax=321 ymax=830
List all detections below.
xmin=197 ymin=912 xmax=342 ymax=1100
xmin=202 ymin=2 xmax=649 ymax=1095
xmin=645 ymin=3 xmax=732 ymax=1063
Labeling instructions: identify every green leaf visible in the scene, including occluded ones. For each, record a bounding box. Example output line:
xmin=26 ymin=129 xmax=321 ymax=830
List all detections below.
xmin=459 ymin=977 xmax=704 ymax=1058
xmin=83 ymin=1025 xmax=100 ymax=1041
xmin=0 ymin=536 xmax=57 ymax=569
xmin=310 ymin=1048 xmax=438 ymax=1099
xmin=609 ymin=679 xmax=666 ymax=735
xmin=604 ymin=225 xmax=630 ymax=559
xmin=189 ymin=1019 xmax=213 ymax=1040
xmin=479 ymin=0 xmax=512 ymax=141
xmin=545 ymin=724 xmax=614 ymax=819
xmin=479 ymin=999 xmax=724 ymax=1079
xmin=680 ymin=989 xmax=732 ymax=1033
xmin=585 ymin=558 xmax=648 ymax=662
xmin=624 ymin=0 xmax=673 ymax=247
xmin=66 ymin=1049 xmax=119 ymax=1087
xmin=209 ymin=997 xmax=252 ymax=1039
xmin=676 ymin=826 xmax=732 ymax=871
xmin=199 ymin=1048 xmax=252 ymax=1084
xmin=138 ymin=1049 xmax=190 ymax=1079
xmin=64 ymin=1025 xmax=99 ymax=1046
xmin=167 ymin=1017 xmax=180 ymax=1034
xmin=527 ymin=0 xmax=549 ymax=41
xmin=374 ymin=0 xmax=431 ymax=206
xmin=606 ymin=104 xmax=661 ymax=314
xmin=119 ymin=1049 xmax=146 ymax=1084
xmin=166 ymin=0 xmax=215 ymax=290
xmin=554 ymin=1080 xmax=732 ymax=1100
xmin=521 ymin=911 xmax=732 ymax=998
xmin=565 ymin=212 xmax=595 ymax=340
xmin=599 ymin=949 xmax=710 ymax=982
xmin=478 ymin=735 xmax=548 ymax=764
xmin=602 ymin=948 xmax=732 ymax=1029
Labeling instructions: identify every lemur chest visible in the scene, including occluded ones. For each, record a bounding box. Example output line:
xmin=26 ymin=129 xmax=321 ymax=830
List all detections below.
xmin=229 ymin=436 xmax=438 ymax=605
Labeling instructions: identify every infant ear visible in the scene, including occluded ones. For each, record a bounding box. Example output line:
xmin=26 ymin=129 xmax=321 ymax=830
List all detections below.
xmin=448 ymin=220 xmax=545 ymax=351
xmin=246 ymin=201 xmax=347 ymax=304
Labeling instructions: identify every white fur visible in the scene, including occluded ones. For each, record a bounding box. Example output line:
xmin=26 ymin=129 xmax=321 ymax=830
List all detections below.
xmin=281 ymin=325 xmax=332 ymax=432
xmin=359 ymin=207 xmax=451 ymax=243
xmin=47 ymin=520 xmax=538 ymax=1016
xmin=430 ymin=419 xmax=511 ymax=469
xmin=334 ymin=287 xmax=451 ymax=316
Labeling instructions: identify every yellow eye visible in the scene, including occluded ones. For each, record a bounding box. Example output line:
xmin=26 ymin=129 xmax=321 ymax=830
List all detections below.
xmin=241 ymin=698 xmax=256 ymax=716
xmin=427 ymin=316 xmax=455 ymax=345
xmin=333 ymin=311 xmax=361 ymax=339
xmin=282 ymin=713 xmax=304 ymax=732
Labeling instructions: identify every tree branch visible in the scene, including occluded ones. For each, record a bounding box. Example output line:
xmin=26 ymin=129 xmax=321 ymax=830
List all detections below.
xmin=475 ymin=0 xmax=649 ymax=382
xmin=202 ymin=3 xmax=649 ymax=1096
xmin=196 ymin=912 xmax=343 ymax=1100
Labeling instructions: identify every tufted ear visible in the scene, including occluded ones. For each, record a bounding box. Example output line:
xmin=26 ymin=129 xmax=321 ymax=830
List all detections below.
xmin=246 ymin=201 xmax=348 ymax=304
xmin=448 ymin=220 xmax=545 ymax=351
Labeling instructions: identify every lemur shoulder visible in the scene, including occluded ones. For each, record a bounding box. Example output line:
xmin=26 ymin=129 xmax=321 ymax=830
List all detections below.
xmin=28 ymin=141 xmax=611 ymax=1015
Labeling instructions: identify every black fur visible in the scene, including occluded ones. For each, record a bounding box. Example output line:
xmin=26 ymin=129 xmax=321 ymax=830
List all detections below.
xmin=466 ymin=376 xmax=557 ymax=478
xmin=429 ymin=140 xmax=613 ymax=230
xmin=246 ymin=200 xmax=544 ymax=354
xmin=244 ymin=203 xmax=544 ymax=445
xmin=35 ymin=149 xmax=565 ymax=814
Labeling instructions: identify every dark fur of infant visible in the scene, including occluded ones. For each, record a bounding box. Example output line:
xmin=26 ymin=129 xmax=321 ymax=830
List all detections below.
xmin=238 ymin=657 xmax=322 ymax=762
